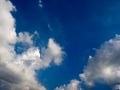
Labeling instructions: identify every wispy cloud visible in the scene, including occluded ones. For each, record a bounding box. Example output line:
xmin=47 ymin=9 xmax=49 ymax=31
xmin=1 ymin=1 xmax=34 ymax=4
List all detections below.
xmin=0 ymin=0 xmax=65 ymax=90
xmin=39 ymin=0 xmax=43 ymax=8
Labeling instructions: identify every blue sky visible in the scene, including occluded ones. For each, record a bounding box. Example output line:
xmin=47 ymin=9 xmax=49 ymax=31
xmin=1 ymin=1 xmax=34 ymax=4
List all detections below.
xmin=1 ymin=0 xmax=120 ymax=90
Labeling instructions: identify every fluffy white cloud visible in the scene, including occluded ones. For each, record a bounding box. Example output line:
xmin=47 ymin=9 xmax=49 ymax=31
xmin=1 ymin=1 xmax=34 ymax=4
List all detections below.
xmin=17 ymin=32 xmax=33 ymax=45
xmin=41 ymin=38 xmax=64 ymax=67
xmin=0 ymin=0 xmax=16 ymax=45
xmin=55 ymin=79 xmax=82 ymax=90
xmin=80 ymin=35 xmax=120 ymax=87
xmin=0 ymin=0 xmax=64 ymax=90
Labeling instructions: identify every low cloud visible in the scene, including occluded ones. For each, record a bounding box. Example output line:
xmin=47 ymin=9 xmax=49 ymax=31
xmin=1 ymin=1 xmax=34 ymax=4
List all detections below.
xmin=0 ymin=0 xmax=64 ymax=90
xmin=80 ymin=35 xmax=120 ymax=87
xmin=55 ymin=79 xmax=82 ymax=90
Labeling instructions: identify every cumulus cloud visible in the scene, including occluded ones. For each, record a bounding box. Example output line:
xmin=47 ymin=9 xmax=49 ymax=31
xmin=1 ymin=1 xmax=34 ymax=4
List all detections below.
xmin=80 ymin=35 xmax=120 ymax=87
xmin=0 ymin=0 xmax=64 ymax=90
xmin=55 ymin=79 xmax=82 ymax=90
xmin=0 ymin=0 xmax=16 ymax=45
xmin=17 ymin=32 xmax=33 ymax=46
xmin=41 ymin=38 xmax=64 ymax=66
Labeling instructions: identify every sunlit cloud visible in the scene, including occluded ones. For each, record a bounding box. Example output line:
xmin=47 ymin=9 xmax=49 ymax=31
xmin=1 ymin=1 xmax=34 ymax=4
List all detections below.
xmin=80 ymin=35 xmax=120 ymax=89
xmin=55 ymin=79 xmax=82 ymax=90
xmin=0 ymin=0 xmax=65 ymax=90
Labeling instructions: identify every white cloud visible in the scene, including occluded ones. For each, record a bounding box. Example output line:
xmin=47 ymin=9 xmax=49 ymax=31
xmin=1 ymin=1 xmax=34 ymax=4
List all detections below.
xmin=42 ymin=38 xmax=64 ymax=66
xmin=17 ymin=32 xmax=33 ymax=46
xmin=0 ymin=0 xmax=17 ymax=45
xmin=80 ymin=35 xmax=120 ymax=87
xmin=0 ymin=0 xmax=65 ymax=90
xmin=55 ymin=79 xmax=82 ymax=90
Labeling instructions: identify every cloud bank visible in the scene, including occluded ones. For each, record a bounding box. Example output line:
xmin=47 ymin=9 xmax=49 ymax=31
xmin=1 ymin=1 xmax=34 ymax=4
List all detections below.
xmin=55 ymin=79 xmax=82 ymax=90
xmin=0 ymin=0 xmax=64 ymax=90
xmin=80 ymin=35 xmax=120 ymax=87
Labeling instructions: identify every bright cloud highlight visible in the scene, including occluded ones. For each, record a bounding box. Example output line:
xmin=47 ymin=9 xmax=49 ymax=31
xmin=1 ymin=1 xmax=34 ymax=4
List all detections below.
xmin=80 ymin=35 xmax=120 ymax=88
xmin=0 ymin=0 xmax=64 ymax=90
xmin=55 ymin=79 xmax=82 ymax=90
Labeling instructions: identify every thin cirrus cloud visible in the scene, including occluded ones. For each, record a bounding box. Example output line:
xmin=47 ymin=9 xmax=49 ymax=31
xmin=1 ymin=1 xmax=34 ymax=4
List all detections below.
xmin=0 ymin=0 xmax=64 ymax=90
xmin=80 ymin=34 xmax=120 ymax=88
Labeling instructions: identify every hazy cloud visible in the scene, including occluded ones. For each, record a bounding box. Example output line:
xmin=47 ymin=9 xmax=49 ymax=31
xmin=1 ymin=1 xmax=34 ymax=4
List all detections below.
xmin=39 ymin=0 xmax=43 ymax=8
xmin=17 ymin=32 xmax=33 ymax=46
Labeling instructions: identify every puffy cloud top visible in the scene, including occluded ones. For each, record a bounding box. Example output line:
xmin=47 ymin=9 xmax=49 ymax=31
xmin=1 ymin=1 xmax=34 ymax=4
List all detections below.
xmin=80 ymin=35 xmax=120 ymax=87
xmin=55 ymin=79 xmax=82 ymax=90
xmin=0 ymin=0 xmax=16 ymax=45
xmin=0 ymin=0 xmax=65 ymax=90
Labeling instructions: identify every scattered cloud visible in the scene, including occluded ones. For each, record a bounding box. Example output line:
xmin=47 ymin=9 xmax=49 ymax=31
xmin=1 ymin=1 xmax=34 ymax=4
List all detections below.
xmin=39 ymin=0 xmax=43 ymax=8
xmin=41 ymin=38 xmax=64 ymax=67
xmin=80 ymin=35 xmax=120 ymax=87
xmin=17 ymin=32 xmax=33 ymax=46
xmin=55 ymin=79 xmax=82 ymax=90
xmin=0 ymin=0 xmax=64 ymax=90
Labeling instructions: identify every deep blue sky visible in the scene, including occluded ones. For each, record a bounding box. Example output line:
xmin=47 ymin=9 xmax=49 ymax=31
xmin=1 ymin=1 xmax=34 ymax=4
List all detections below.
xmin=11 ymin=0 xmax=120 ymax=90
